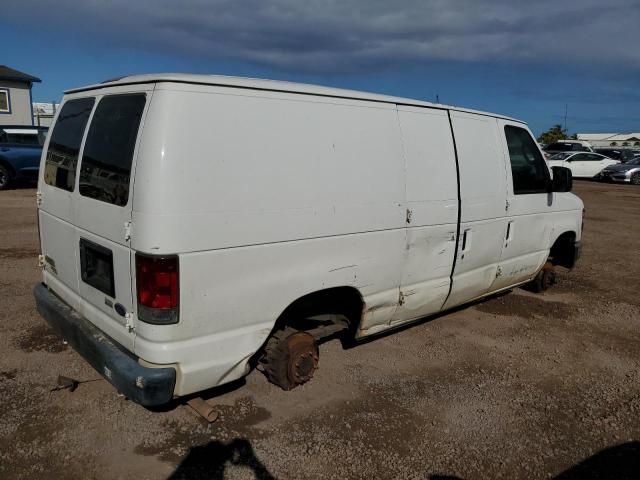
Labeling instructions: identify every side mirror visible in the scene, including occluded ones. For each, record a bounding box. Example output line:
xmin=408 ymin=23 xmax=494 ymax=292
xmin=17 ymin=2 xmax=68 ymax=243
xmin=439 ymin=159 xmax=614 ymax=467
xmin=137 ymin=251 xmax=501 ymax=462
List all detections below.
xmin=551 ymin=166 xmax=572 ymax=192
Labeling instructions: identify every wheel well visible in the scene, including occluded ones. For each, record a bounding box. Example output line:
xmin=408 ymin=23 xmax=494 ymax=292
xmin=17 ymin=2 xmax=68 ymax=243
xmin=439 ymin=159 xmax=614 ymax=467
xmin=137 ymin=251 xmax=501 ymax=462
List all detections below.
xmin=273 ymin=286 xmax=364 ymax=336
xmin=549 ymin=231 xmax=577 ymax=269
xmin=250 ymin=287 xmax=364 ymax=369
xmin=250 ymin=287 xmax=364 ymax=381
xmin=0 ymin=158 xmax=15 ymax=177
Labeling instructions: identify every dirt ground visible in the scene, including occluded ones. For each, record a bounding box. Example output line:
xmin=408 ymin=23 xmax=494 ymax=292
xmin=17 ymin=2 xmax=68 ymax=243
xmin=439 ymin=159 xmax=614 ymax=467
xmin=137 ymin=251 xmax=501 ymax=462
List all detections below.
xmin=1 ymin=181 xmax=639 ymax=480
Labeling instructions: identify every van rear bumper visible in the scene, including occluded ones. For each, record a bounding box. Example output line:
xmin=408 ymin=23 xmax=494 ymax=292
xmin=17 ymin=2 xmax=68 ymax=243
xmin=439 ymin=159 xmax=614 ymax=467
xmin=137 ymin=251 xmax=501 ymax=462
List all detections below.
xmin=33 ymin=283 xmax=176 ymax=407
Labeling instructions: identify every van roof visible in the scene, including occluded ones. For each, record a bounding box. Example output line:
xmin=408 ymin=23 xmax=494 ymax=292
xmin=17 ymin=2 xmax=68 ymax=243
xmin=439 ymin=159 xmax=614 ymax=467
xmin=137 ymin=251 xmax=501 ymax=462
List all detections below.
xmin=66 ymin=73 xmax=521 ymax=123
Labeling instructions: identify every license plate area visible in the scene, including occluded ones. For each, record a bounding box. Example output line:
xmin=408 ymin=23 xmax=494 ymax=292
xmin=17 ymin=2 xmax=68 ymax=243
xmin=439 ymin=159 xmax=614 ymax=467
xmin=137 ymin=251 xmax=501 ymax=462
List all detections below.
xmin=79 ymin=238 xmax=115 ymax=297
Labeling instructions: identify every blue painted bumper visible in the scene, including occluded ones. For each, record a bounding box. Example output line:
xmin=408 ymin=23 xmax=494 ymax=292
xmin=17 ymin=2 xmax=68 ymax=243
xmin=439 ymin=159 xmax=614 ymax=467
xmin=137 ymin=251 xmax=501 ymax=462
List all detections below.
xmin=33 ymin=283 xmax=176 ymax=406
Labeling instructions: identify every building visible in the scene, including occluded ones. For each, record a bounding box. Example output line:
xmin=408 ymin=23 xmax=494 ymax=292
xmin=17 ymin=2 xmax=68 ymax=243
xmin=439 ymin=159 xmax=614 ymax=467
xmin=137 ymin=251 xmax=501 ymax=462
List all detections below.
xmin=33 ymin=102 xmax=59 ymax=127
xmin=578 ymin=133 xmax=640 ymax=148
xmin=0 ymin=66 xmax=41 ymax=126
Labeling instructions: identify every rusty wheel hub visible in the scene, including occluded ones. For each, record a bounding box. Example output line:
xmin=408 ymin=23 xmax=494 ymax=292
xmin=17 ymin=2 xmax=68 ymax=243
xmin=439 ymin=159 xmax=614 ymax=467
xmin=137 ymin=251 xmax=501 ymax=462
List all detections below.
xmin=286 ymin=332 xmax=319 ymax=385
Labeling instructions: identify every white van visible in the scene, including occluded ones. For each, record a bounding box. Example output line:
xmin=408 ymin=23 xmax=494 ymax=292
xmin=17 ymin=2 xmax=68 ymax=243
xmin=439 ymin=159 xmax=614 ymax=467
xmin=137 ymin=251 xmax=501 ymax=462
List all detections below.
xmin=34 ymin=74 xmax=583 ymax=406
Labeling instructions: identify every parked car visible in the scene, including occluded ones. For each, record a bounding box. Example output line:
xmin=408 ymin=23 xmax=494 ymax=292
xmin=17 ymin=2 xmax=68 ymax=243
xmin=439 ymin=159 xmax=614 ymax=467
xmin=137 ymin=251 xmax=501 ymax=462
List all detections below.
xmin=547 ymin=152 xmax=619 ymax=178
xmin=543 ymin=140 xmax=594 ymax=156
xmin=599 ymin=157 xmax=640 ymax=184
xmin=594 ymin=148 xmax=639 ymax=163
xmin=0 ymin=125 xmax=48 ymax=189
xmin=34 ymin=74 xmax=583 ymax=406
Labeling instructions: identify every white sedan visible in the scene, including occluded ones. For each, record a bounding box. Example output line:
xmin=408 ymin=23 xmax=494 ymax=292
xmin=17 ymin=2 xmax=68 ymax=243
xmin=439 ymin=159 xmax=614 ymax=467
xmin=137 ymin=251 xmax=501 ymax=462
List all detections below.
xmin=547 ymin=152 xmax=619 ymax=178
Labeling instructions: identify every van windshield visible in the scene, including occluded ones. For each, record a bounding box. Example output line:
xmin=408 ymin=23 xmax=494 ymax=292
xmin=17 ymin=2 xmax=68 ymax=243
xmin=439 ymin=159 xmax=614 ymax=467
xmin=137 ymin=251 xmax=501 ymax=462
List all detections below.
xmin=79 ymin=94 xmax=146 ymax=207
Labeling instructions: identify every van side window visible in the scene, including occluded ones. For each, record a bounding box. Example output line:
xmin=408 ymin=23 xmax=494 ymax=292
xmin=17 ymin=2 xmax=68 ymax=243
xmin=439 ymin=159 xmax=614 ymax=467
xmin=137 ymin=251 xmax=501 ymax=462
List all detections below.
xmin=43 ymin=98 xmax=95 ymax=191
xmin=504 ymin=126 xmax=550 ymax=195
xmin=79 ymin=94 xmax=146 ymax=207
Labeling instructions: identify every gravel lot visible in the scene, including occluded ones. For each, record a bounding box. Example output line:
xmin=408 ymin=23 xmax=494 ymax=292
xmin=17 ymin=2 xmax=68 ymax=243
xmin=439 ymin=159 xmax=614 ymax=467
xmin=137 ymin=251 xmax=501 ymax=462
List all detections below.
xmin=1 ymin=181 xmax=639 ymax=479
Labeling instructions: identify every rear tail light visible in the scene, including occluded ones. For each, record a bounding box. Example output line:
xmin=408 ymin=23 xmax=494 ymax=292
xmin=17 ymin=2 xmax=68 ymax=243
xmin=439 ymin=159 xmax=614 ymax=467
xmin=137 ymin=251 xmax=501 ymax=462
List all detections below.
xmin=135 ymin=253 xmax=179 ymax=325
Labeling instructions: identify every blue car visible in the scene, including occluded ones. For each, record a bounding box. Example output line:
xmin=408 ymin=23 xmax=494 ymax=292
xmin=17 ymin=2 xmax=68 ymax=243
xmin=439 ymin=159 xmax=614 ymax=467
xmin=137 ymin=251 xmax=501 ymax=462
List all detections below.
xmin=0 ymin=125 xmax=48 ymax=189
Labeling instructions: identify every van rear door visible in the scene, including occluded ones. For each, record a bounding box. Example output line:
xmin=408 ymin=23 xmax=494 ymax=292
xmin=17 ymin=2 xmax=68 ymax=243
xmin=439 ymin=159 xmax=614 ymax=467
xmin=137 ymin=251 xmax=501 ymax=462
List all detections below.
xmin=39 ymin=86 xmax=151 ymax=351
xmin=40 ymin=97 xmax=95 ymax=294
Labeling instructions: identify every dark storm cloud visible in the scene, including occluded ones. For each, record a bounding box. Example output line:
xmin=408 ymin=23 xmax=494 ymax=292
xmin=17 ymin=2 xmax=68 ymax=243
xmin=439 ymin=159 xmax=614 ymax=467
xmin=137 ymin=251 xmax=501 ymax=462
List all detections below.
xmin=5 ymin=0 xmax=640 ymax=72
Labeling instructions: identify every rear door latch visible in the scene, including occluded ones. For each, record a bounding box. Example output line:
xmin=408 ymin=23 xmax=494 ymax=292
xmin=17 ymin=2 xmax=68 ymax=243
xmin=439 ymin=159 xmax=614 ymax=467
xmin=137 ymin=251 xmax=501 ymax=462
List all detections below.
xmin=125 ymin=312 xmax=135 ymax=333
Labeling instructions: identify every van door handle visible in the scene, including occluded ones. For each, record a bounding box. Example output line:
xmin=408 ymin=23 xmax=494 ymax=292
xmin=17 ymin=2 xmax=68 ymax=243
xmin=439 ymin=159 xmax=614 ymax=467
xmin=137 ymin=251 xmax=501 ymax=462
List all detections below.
xmin=505 ymin=221 xmax=514 ymax=245
xmin=461 ymin=228 xmax=472 ymax=253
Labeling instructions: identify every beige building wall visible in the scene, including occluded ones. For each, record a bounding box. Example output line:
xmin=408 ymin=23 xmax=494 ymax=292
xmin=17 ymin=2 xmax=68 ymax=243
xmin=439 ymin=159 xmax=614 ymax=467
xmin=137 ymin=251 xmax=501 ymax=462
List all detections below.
xmin=0 ymin=80 xmax=33 ymax=126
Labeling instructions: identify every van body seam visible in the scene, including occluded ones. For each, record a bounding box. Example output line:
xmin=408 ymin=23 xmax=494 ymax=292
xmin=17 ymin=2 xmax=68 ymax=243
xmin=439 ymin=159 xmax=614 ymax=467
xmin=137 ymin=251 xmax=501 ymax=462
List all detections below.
xmin=443 ymin=110 xmax=462 ymax=308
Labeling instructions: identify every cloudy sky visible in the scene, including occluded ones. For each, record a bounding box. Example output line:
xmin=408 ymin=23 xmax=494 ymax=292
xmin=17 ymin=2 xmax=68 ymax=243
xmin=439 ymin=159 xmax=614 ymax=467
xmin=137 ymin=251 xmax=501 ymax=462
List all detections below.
xmin=3 ymin=0 xmax=639 ymax=134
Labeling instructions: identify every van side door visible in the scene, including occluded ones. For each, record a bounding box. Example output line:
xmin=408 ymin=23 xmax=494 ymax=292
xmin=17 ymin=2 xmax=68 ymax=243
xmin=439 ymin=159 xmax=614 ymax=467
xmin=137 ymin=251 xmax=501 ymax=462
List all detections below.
xmin=492 ymin=121 xmax=553 ymax=291
xmin=390 ymin=106 xmax=458 ymax=324
xmin=443 ymin=111 xmax=509 ymax=309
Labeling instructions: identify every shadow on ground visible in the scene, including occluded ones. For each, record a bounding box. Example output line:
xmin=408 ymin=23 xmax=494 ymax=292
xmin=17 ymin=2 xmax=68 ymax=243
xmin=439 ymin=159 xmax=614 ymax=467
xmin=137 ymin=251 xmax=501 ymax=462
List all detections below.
xmin=169 ymin=438 xmax=275 ymax=480
xmin=554 ymin=441 xmax=640 ymax=480
xmin=430 ymin=441 xmax=640 ymax=480
xmin=168 ymin=440 xmax=639 ymax=479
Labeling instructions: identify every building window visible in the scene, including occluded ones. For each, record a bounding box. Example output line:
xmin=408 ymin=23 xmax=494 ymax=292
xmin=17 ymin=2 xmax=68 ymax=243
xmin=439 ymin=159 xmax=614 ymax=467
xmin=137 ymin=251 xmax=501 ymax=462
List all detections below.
xmin=0 ymin=89 xmax=10 ymax=113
